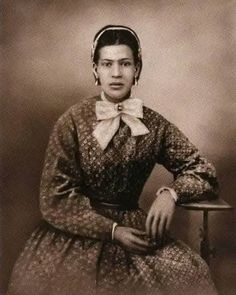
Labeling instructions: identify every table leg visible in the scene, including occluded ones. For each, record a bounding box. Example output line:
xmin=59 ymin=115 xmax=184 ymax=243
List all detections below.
xmin=200 ymin=210 xmax=210 ymax=264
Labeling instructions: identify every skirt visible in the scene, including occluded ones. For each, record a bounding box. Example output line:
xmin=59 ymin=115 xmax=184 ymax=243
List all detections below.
xmin=7 ymin=206 xmax=217 ymax=295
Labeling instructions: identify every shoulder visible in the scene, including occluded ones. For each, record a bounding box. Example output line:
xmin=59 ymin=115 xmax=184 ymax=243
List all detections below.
xmin=64 ymin=96 xmax=98 ymax=118
xmin=142 ymin=106 xmax=189 ymax=143
xmin=143 ymin=105 xmax=187 ymax=135
xmin=50 ymin=96 xmax=98 ymax=135
xmin=143 ymin=105 xmax=172 ymax=131
xmin=57 ymin=96 xmax=98 ymax=124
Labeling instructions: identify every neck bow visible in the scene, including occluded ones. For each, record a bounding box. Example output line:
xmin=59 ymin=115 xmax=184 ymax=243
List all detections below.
xmin=92 ymin=93 xmax=150 ymax=150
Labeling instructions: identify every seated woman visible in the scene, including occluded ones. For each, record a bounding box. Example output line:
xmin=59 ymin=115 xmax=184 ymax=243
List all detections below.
xmin=7 ymin=25 xmax=219 ymax=295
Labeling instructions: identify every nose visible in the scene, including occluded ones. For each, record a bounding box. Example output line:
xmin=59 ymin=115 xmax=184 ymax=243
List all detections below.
xmin=111 ymin=63 xmax=122 ymax=77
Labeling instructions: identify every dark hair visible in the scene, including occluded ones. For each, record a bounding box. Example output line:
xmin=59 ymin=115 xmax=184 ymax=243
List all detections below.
xmin=92 ymin=25 xmax=142 ymax=80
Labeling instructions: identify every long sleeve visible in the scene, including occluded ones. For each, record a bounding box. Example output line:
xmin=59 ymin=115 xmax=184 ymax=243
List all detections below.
xmin=157 ymin=122 xmax=219 ymax=203
xmin=39 ymin=111 xmax=114 ymax=240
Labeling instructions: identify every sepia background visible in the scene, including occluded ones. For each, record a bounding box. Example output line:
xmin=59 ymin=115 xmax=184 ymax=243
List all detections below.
xmin=1 ymin=0 xmax=236 ymax=294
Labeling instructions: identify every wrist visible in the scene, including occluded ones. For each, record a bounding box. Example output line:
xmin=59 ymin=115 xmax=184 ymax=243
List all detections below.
xmin=156 ymin=187 xmax=178 ymax=203
xmin=157 ymin=191 xmax=175 ymax=204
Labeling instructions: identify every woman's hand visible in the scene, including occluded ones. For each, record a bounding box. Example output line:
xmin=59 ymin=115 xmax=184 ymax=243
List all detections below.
xmin=113 ymin=226 xmax=154 ymax=255
xmin=145 ymin=191 xmax=175 ymax=242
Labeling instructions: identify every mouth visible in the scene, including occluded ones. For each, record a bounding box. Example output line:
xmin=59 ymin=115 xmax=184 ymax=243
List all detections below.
xmin=109 ymin=83 xmax=124 ymax=89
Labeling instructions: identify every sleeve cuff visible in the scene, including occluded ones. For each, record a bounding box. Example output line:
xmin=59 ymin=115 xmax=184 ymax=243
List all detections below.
xmin=156 ymin=186 xmax=178 ymax=202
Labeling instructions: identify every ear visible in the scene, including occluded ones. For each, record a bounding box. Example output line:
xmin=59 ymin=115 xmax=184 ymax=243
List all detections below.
xmin=93 ymin=62 xmax=98 ymax=79
xmin=135 ymin=62 xmax=141 ymax=78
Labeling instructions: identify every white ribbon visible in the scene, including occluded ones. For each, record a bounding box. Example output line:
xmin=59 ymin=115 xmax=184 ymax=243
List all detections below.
xmin=93 ymin=94 xmax=150 ymax=150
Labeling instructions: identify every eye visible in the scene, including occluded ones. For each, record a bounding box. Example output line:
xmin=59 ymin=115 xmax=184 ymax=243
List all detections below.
xmin=121 ymin=61 xmax=132 ymax=67
xmin=101 ymin=62 xmax=112 ymax=67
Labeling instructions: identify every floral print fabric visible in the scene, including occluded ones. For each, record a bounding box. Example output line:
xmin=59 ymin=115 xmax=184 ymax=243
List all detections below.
xmin=7 ymin=96 xmax=218 ymax=295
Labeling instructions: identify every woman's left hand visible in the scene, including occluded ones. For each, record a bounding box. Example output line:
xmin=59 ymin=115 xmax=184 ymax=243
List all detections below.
xmin=145 ymin=191 xmax=175 ymax=242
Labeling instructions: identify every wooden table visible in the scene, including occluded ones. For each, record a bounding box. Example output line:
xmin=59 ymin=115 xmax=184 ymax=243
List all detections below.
xmin=179 ymin=198 xmax=233 ymax=265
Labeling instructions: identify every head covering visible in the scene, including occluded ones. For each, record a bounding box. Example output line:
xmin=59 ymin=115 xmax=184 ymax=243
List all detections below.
xmin=91 ymin=25 xmax=142 ymax=69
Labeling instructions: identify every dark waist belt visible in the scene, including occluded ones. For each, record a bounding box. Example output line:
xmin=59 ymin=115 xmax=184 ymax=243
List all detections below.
xmin=90 ymin=199 xmax=139 ymax=211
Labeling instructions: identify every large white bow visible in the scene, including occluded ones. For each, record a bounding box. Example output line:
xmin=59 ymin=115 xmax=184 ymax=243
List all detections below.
xmin=93 ymin=96 xmax=150 ymax=150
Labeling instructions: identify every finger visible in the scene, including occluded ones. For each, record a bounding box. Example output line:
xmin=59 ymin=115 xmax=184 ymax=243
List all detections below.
xmin=130 ymin=228 xmax=147 ymax=236
xmin=151 ymin=215 xmax=160 ymax=241
xmin=132 ymin=247 xmax=153 ymax=255
xmin=129 ymin=242 xmax=154 ymax=254
xmin=145 ymin=213 xmax=154 ymax=237
xmin=166 ymin=214 xmax=173 ymax=231
xmin=128 ymin=246 xmax=148 ymax=255
xmin=145 ymin=213 xmax=152 ymax=237
xmin=130 ymin=235 xmax=151 ymax=248
xmin=127 ymin=239 xmax=148 ymax=253
xmin=158 ymin=216 xmax=167 ymax=240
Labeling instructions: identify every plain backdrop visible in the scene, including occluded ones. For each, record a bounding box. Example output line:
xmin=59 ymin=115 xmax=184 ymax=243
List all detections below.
xmin=1 ymin=0 xmax=236 ymax=293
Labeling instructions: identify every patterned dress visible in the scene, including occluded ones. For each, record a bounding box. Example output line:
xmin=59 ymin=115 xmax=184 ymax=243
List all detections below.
xmin=7 ymin=96 xmax=219 ymax=295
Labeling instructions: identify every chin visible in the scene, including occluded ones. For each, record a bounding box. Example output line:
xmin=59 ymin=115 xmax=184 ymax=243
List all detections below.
xmin=105 ymin=90 xmax=131 ymax=102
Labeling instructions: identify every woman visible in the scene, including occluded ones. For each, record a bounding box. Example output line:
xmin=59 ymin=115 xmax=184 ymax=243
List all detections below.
xmin=7 ymin=25 xmax=219 ymax=295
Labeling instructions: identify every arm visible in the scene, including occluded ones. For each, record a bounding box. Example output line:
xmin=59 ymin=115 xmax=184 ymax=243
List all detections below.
xmin=157 ymin=122 xmax=219 ymax=204
xmin=39 ymin=111 xmax=114 ymax=240
xmin=146 ymin=121 xmax=219 ymax=240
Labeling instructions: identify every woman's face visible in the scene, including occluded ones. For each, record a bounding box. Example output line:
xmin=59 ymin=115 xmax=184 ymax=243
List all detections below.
xmin=94 ymin=44 xmax=140 ymax=103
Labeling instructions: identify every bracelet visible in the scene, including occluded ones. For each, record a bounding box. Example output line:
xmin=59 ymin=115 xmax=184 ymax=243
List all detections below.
xmin=156 ymin=186 xmax=178 ymax=202
xmin=112 ymin=222 xmax=118 ymax=241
